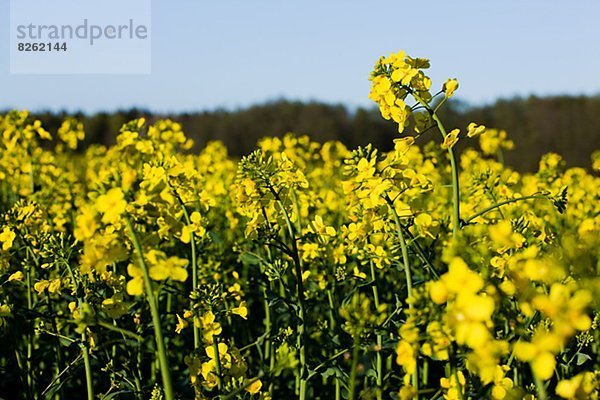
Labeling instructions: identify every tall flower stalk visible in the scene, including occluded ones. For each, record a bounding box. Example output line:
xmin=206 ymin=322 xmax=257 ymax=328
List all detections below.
xmin=125 ymin=216 xmax=174 ymax=400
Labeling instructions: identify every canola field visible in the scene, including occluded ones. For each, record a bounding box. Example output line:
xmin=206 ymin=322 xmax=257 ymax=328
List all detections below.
xmin=0 ymin=52 xmax=599 ymax=400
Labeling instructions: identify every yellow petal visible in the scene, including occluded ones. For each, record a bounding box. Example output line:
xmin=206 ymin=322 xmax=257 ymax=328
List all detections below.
xmin=232 ymin=302 xmax=248 ymax=319
xmin=8 ymin=271 xmax=24 ymax=282
xmin=149 ymin=265 xmax=170 ymax=281
xmin=170 ymin=267 xmax=188 ymax=282
xmin=531 ymin=352 xmax=556 ymax=380
xmin=245 ymin=379 xmax=262 ymax=394
xmin=34 ymin=280 xmax=50 ymax=295
xmin=126 ymin=277 xmax=144 ymax=296
xmin=180 ymin=225 xmax=192 ymax=244
xmin=513 ymin=341 xmax=537 ymax=361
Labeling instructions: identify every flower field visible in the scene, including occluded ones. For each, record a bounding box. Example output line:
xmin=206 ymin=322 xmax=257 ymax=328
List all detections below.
xmin=1 ymin=52 xmax=599 ymax=400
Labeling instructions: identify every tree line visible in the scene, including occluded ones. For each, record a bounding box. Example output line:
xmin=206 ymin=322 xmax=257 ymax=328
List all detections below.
xmin=19 ymin=95 xmax=600 ymax=171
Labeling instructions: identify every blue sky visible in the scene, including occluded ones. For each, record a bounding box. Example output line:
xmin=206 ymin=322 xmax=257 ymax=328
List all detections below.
xmin=1 ymin=0 xmax=599 ymax=113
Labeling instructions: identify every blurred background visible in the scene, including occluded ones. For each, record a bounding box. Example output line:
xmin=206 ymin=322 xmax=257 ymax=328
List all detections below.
xmin=1 ymin=0 xmax=600 ymax=170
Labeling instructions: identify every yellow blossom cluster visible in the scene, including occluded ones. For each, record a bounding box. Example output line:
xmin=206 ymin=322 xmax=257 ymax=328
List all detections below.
xmin=0 ymin=51 xmax=598 ymax=400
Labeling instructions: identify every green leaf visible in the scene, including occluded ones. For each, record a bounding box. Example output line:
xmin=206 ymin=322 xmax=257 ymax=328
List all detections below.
xmin=239 ymin=252 xmax=262 ymax=265
xmin=321 ymin=367 xmax=337 ymax=379
xmin=576 ymin=353 xmax=592 ymax=366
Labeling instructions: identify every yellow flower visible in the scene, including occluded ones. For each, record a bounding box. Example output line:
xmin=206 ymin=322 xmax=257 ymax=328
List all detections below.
xmin=530 ymin=351 xmax=555 ymax=380
xmin=429 ymin=281 xmax=448 ymax=304
xmin=245 ymin=378 xmax=263 ymax=394
xmin=57 ymin=118 xmax=85 ymax=149
xmin=301 ymin=243 xmax=319 ymax=260
xmin=201 ymin=311 xmax=222 ymax=344
xmin=443 ymin=79 xmax=459 ymax=98
xmin=74 ymin=208 xmax=98 ymax=241
xmin=479 ymin=128 xmax=514 ymax=155
xmin=467 ymin=122 xmax=486 ymax=138
xmin=513 ymin=341 xmax=537 ymax=361
xmin=180 ymin=211 xmax=206 ymax=244
xmin=175 ymin=314 xmax=188 ymax=334
xmin=145 ymin=250 xmax=189 ymax=282
xmin=369 ymin=56 xmax=416 ymax=133
xmin=34 ymin=279 xmax=61 ymax=295
xmin=459 ymin=293 xmax=494 ymax=322
xmin=440 ymin=371 xmax=466 ymax=400
xmin=0 ymin=304 xmax=12 ymax=327
xmin=422 ymin=321 xmax=450 ymax=360
xmin=441 ymin=257 xmax=483 ymax=294
xmin=48 ymin=279 xmax=61 ymax=293
xmin=441 ymin=129 xmax=460 ymax=149
xmin=96 ymin=188 xmax=127 ymax=224
xmin=392 ymin=67 xmax=419 ymax=86
xmin=34 ymin=280 xmax=50 ymax=295
xmin=556 ymin=372 xmax=596 ymax=399
xmin=7 ymin=271 xmax=24 ymax=282
xmin=231 ymin=301 xmax=248 ymax=319
xmin=300 ymin=270 xmax=311 ymax=282
xmin=353 ymin=266 xmax=367 ymax=280
xmin=396 ymin=340 xmax=416 ymax=374
xmin=126 ymin=264 xmax=145 ymax=296
xmin=490 ymin=366 xmax=514 ymax=399
xmin=0 ymin=226 xmax=16 ymax=251
xmin=489 ymin=221 xmax=524 ymax=252
xmin=414 ymin=213 xmax=437 ymax=238
xmin=0 ymin=304 xmax=12 ymax=317
xmin=311 ymin=215 xmax=336 ymax=238
xmin=399 ymin=384 xmax=418 ymax=400
xmin=394 ymin=136 xmax=415 ymax=153
xmin=206 ymin=342 xmax=231 ymax=368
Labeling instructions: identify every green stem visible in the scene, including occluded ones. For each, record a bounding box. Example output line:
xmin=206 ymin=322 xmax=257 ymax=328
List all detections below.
xmin=82 ymin=340 xmax=94 ymax=400
xmin=39 ymin=354 xmax=83 ymax=399
xmin=114 ymin=319 xmax=143 ymax=400
xmin=348 ymin=338 xmax=361 ymax=400
xmin=533 ymin=371 xmax=548 ymax=400
xmin=386 ymin=197 xmax=418 ymax=395
xmin=386 ymin=198 xmax=413 ymax=302
xmin=464 ymin=195 xmax=551 ymax=224
xmin=327 ymin=290 xmax=337 ymax=331
xmin=212 ymin=337 xmax=224 ymax=391
xmin=263 ymin=289 xmax=271 ymax=358
xmin=175 ymin=192 xmax=200 ymax=350
xmin=97 ymin=321 xmax=143 ymax=341
xmin=272 ymin=190 xmax=308 ymax=400
xmin=370 ymin=262 xmax=383 ymax=400
xmin=496 ymin=149 xmax=504 ymax=165
xmin=306 ymin=348 xmax=351 ymax=381
xmin=25 ymin=267 xmax=34 ymax=398
xmin=506 ymin=312 xmax=538 ymax=368
xmin=410 ymin=90 xmax=460 ymax=237
xmin=62 ymin=261 xmax=94 ymax=400
xmin=14 ymin=349 xmax=26 ymax=390
xmin=421 ymin=359 xmax=428 ymax=387
xmin=136 ymin=334 xmax=143 ymax=400
xmin=47 ymin=298 xmax=64 ymax=400
xmin=453 ymin=369 xmax=464 ymax=400
xmin=448 ymin=149 xmax=461 ymax=237
xmin=400 ymin=226 xmax=439 ymax=279
xmin=219 ymin=376 xmax=263 ymax=400
xmin=125 ymin=216 xmax=174 ymax=400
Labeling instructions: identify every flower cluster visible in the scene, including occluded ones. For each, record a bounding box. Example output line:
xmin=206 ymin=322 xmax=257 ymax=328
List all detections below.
xmin=0 ymin=52 xmax=598 ymax=400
